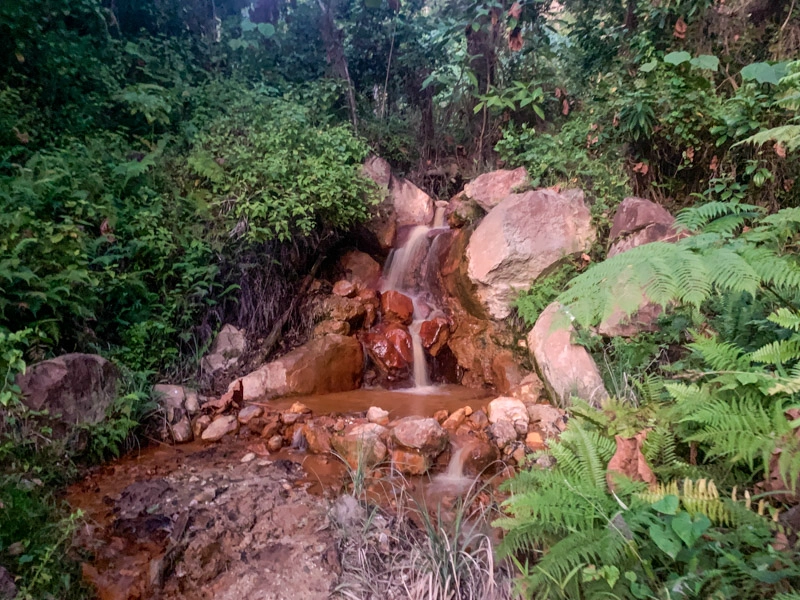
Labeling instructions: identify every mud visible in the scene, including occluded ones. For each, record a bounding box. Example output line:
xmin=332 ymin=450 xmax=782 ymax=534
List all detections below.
xmin=70 ymin=441 xmax=340 ymax=600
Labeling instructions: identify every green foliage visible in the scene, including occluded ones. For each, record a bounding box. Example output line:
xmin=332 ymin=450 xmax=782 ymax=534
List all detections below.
xmin=514 ymin=262 xmax=579 ymax=327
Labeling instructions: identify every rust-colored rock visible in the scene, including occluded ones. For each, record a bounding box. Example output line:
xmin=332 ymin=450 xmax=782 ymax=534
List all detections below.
xmin=332 ymin=423 xmax=388 ymax=469
xmin=339 ymin=250 xmax=382 ymax=290
xmin=391 ymin=417 xmax=449 ymax=456
xmin=390 ymin=175 xmax=434 ymax=227
xmin=313 ymin=319 xmax=351 ymax=338
xmin=445 ymin=192 xmax=483 ymax=228
xmin=510 ymin=373 xmax=546 ymax=403
xmin=325 ymin=295 xmax=367 ymax=328
xmin=528 ymin=303 xmax=609 ymax=407
xmin=391 ymin=448 xmax=432 ymax=475
xmin=491 ymin=351 xmax=526 ymax=394
xmin=463 ymin=167 xmax=528 ymax=212
xmin=303 ymin=422 xmax=332 ymax=454
xmin=456 ymin=437 xmax=500 ymax=476
xmin=419 ymin=316 xmax=451 ymax=357
xmin=525 ymin=431 xmax=545 ymax=451
xmin=381 ymin=290 xmax=414 ymax=325
xmin=333 ymin=280 xmax=358 ymax=298
xmin=230 ymin=334 xmax=364 ymax=401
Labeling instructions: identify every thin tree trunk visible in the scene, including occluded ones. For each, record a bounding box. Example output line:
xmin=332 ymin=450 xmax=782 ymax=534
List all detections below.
xmin=319 ymin=0 xmax=358 ymax=132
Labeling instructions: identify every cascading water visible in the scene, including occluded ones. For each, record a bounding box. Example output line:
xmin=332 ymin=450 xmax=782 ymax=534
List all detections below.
xmin=381 ymin=215 xmax=449 ymax=389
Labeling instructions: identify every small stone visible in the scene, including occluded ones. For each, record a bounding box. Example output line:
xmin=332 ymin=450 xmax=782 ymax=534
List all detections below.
xmin=238 ymin=404 xmax=263 ymax=425
xmin=281 ymin=412 xmax=302 ymax=425
xmin=367 ymin=406 xmax=390 ymax=426
xmin=289 ymin=402 xmax=311 ymax=414
xmin=171 ymin=416 xmax=193 ymax=444
xmin=193 ymin=487 xmax=216 ymax=504
xmin=184 ymin=389 xmax=201 ymax=414
xmin=192 ymin=414 xmax=211 ymax=439
xmin=433 ymin=409 xmax=449 ymax=424
xmin=512 ymin=445 xmax=526 ymax=464
xmin=240 ymin=452 xmax=256 ymax=463
xmin=391 ymin=448 xmax=432 ymax=475
xmin=488 ymin=397 xmax=529 ymax=430
xmin=468 ymin=410 xmax=489 ymax=430
xmin=201 ymin=415 xmax=239 ymax=442
xmin=442 ymin=407 xmax=467 ymax=431
xmin=267 ymin=435 xmax=284 ymax=452
xmin=489 ymin=420 xmax=517 ymax=449
xmin=333 ymin=418 xmax=346 ymax=432
xmin=303 ymin=422 xmax=332 ymax=454
xmin=525 ymin=431 xmax=545 ymax=451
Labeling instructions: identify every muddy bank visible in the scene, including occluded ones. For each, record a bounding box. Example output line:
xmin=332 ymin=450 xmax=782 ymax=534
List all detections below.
xmin=70 ymin=441 xmax=340 ymax=600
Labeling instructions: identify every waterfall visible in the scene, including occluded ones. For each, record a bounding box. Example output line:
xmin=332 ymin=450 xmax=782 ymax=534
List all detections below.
xmin=382 ymin=217 xmax=449 ymax=389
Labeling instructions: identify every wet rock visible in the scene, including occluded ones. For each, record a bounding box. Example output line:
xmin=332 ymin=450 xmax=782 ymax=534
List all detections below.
xmin=419 ymin=316 xmax=451 ymax=357
xmin=333 ymin=279 xmax=358 ymax=298
xmin=237 ymin=404 xmax=263 ymax=425
xmin=488 ymin=420 xmax=517 ymax=449
xmin=526 ymin=403 xmax=568 ymax=437
xmin=527 ymin=303 xmax=609 ymax=407
xmin=366 ymin=406 xmax=389 ymax=426
xmin=230 ymin=334 xmax=363 ymax=401
xmin=468 ymin=410 xmax=489 ymax=430
xmin=332 ymin=423 xmax=388 ymax=469
xmin=14 ymin=353 xmax=119 ymax=439
xmin=391 ymin=417 xmax=448 ymax=456
xmin=201 ymin=324 xmax=246 ymax=377
xmin=391 ymin=175 xmax=434 ymax=227
xmin=303 ymin=422 xmax=332 ymax=454
xmin=463 ymin=167 xmax=528 ymax=212
xmin=201 ymin=415 xmax=239 ymax=442
xmin=267 ymin=434 xmax=284 ymax=452
xmin=458 ymin=437 xmax=499 ymax=476
xmin=281 ymin=411 xmax=302 ymax=425
xmin=193 ymin=414 xmax=211 ymax=439
xmin=289 ymin=402 xmax=311 ymax=414
xmin=607 ymin=197 xmax=681 ymax=258
xmin=260 ymin=414 xmax=281 ymax=439
xmin=445 ymin=192 xmax=484 ymax=228
xmin=391 ymin=448 xmax=431 ymax=475
xmin=380 ymin=290 xmax=414 ymax=325
xmin=312 ymin=319 xmax=351 ymax=338
xmin=442 ymin=407 xmax=468 ymax=431
xmin=170 ymin=416 xmax=193 ymax=444
xmin=488 ymin=397 xmax=529 ymax=435
xmin=433 ymin=409 xmax=449 ymax=424
xmin=362 ymin=324 xmax=412 ymax=382
xmin=383 ymin=324 xmax=413 ymax=364
xmin=491 ymin=351 xmax=526 ymax=394
xmin=466 ymin=189 xmax=596 ymax=319
xmin=339 ymin=250 xmax=382 ymax=290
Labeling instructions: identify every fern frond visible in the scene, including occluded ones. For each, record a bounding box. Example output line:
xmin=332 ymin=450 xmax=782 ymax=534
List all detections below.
xmin=688 ymin=335 xmax=748 ymax=371
xmin=748 ymin=337 xmax=800 ymax=366
xmin=675 ymin=201 xmax=761 ymax=232
xmin=769 ymin=308 xmax=800 ymax=331
xmin=742 ymin=125 xmax=800 ymax=152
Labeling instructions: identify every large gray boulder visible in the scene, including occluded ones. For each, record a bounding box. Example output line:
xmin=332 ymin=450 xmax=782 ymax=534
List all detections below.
xmin=201 ymin=324 xmax=246 ymax=378
xmin=15 ymin=353 xmax=119 ymax=437
xmin=466 ymin=189 xmax=596 ymax=319
xmin=528 ymin=303 xmax=608 ymax=407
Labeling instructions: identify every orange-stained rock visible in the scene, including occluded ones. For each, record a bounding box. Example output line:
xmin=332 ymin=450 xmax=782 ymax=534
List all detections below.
xmin=391 ymin=417 xmax=449 ymax=456
xmin=324 ymin=295 xmax=367 ymax=328
xmin=381 ymin=290 xmax=414 ymax=325
xmin=445 ymin=192 xmax=484 ymax=229
xmin=455 ymin=436 xmax=499 ymax=476
xmin=391 ymin=448 xmax=432 ymax=475
xmin=331 ymin=423 xmax=388 ymax=469
xmin=303 ymin=421 xmax=333 ymax=454
xmin=433 ymin=409 xmax=449 ymax=424
xmin=419 ymin=316 xmax=451 ymax=357
xmin=230 ymin=334 xmax=364 ymax=401
xmin=510 ymin=373 xmax=546 ymax=403
xmin=339 ymin=250 xmax=382 ymax=290
xmin=492 ymin=351 xmax=527 ymax=394
xmin=383 ymin=323 xmax=413 ymax=363
xmin=525 ymin=431 xmax=545 ymax=451
xmin=332 ymin=280 xmax=358 ymax=298
xmin=312 ymin=319 xmax=351 ymax=338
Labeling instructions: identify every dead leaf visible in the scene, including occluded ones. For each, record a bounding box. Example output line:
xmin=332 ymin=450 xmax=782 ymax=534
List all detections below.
xmin=785 ymin=178 xmax=795 ymax=192
xmin=508 ymin=1 xmax=522 ymax=20
xmin=633 ymin=162 xmax=649 ymax=175
xmin=710 ymin=155 xmax=719 ymax=171
xmin=686 ymin=147 xmax=695 ymax=162
xmin=673 ymin=17 xmax=687 ymax=39
xmin=580 ymin=253 xmax=591 ymax=263
xmin=15 ymin=52 xmax=24 ymax=63
xmin=562 ymin=98 xmax=570 ymax=116
xmin=555 ymin=87 xmax=562 ymax=98
xmin=606 ymin=430 xmax=656 ymax=491
xmin=508 ymin=27 xmax=523 ymax=51
xmin=775 ymin=142 xmax=787 ymax=158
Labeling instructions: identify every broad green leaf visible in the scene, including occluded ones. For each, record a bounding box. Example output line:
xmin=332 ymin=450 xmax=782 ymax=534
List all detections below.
xmin=671 ymin=512 xmax=710 ymax=547
xmin=664 ymin=51 xmax=691 ymax=66
xmin=651 ymin=494 xmax=680 ymax=515
xmin=257 ymin=23 xmax=275 ymax=37
xmin=690 ymin=55 xmax=719 ymax=71
xmin=649 ymin=523 xmax=681 ymax=559
xmin=741 ymin=62 xmax=779 ymax=85
xmin=640 ymin=60 xmax=658 ymax=73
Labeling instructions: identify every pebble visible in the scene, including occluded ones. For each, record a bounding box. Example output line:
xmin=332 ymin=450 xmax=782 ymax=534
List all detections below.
xmin=240 ymin=452 xmax=256 ymax=463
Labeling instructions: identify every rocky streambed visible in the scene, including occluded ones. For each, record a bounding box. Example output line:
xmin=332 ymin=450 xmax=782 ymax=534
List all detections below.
xmin=67 ymin=386 xmax=567 ymax=600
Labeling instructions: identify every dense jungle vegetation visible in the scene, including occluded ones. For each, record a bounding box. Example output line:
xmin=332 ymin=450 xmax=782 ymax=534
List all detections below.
xmin=2 ymin=0 xmax=800 ymax=597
